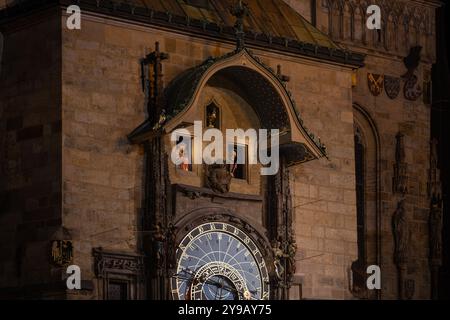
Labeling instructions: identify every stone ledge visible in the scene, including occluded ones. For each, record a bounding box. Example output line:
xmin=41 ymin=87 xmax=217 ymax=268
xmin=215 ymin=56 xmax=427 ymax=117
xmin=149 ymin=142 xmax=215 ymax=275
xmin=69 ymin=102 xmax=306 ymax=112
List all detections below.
xmin=175 ymin=184 xmax=262 ymax=202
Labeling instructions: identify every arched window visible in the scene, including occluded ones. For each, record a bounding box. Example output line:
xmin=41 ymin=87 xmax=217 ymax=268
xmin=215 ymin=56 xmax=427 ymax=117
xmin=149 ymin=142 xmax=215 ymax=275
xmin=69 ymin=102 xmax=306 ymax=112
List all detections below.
xmin=351 ymin=125 xmax=367 ymax=297
xmin=351 ymin=105 xmax=381 ymax=300
xmin=354 ymin=126 xmax=366 ymax=268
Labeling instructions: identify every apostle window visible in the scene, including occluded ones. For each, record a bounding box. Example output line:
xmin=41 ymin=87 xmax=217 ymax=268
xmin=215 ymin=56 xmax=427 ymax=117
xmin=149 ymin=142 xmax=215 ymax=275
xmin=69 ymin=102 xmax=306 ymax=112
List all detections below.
xmin=227 ymin=143 xmax=247 ymax=180
xmin=175 ymin=134 xmax=193 ymax=172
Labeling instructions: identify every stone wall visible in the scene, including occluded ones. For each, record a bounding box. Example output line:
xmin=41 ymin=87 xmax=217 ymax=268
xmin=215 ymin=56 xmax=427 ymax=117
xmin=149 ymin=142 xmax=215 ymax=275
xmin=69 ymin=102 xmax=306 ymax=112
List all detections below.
xmin=0 ymin=8 xmax=62 ymax=296
xmin=0 ymin=0 xmax=438 ymax=301
xmin=61 ymin=15 xmax=146 ymax=293
xmin=286 ymin=0 xmax=436 ymax=299
xmin=59 ymin=11 xmax=357 ymax=299
xmin=287 ymin=61 xmax=357 ymax=299
xmin=352 ymin=54 xmax=432 ymax=300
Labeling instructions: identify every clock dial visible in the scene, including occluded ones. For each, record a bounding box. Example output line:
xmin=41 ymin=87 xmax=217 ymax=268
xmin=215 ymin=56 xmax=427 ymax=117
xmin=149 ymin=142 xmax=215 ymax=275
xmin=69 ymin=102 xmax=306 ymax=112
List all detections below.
xmin=171 ymin=222 xmax=270 ymax=300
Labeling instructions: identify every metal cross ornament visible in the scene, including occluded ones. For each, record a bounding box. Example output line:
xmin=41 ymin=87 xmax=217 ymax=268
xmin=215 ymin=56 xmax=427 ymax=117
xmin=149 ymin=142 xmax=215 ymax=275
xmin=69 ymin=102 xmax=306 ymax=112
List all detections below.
xmin=230 ymin=0 xmax=249 ymax=50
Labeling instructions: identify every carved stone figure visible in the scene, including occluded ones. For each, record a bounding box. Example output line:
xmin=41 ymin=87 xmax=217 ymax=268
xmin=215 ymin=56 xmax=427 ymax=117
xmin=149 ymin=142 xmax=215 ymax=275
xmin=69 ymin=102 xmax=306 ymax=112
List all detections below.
xmin=205 ymin=164 xmax=232 ymax=193
xmin=393 ymin=132 xmax=408 ymax=194
xmin=272 ymin=239 xmax=285 ymax=281
xmin=429 ymin=197 xmax=443 ymax=264
xmin=51 ymin=240 xmax=73 ymax=267
xmin=166 ymin=224 xmax=178 ymax=269
xmin=428 ymin=138 xmax=443 ymax=299
xmin=152 ymin=223 xmax=166 ymax=274
xmin=428 ymin=138 xmax=442 ymax=199
xmin=286 ymin=238 xmax=297 ymax=280
xmin=392 ymin=199 xmax=409 ymax=265
xmin=206 ymin=104 xmax=219 ymax=129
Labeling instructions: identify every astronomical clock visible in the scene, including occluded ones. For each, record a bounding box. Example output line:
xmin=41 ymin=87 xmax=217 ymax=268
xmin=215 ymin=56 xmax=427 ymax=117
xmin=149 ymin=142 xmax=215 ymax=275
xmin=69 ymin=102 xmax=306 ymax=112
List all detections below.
xmin=171 ymin=222 xmax=270 ymax=300
xmin=127 ymin=2 xmax=327 ymax=301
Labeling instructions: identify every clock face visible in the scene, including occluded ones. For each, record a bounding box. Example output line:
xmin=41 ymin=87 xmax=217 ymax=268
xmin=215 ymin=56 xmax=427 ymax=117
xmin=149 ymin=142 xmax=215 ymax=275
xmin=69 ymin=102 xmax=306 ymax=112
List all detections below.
xmin=171 ymin=222 xmax=270 ymax=300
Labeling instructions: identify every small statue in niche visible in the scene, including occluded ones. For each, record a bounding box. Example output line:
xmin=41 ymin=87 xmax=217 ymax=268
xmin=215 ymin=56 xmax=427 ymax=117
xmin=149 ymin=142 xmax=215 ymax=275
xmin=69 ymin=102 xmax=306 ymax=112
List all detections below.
xmin=429 ymin=196 xmax=443 ymax=263
xmin=167 ymin=224 xmax=178 ymax=269
xmin=285 ymin=238 xmax=297 ymax=278
xmin=393 ymin=132 xmax=408 ymax=194
xmin=272 ymin=239 xmax=285 ymax=281
xmin=392 ymin=199 xmax=410 ymax=265
xmin=152 ymin=223 xmax=166 ymax=273
xmin=206 ymin=103 xmax=220 ymax=129
xmin=51 ymin=240 xmax=73 ymax=267
xmin=271 ymin=237 xmax=296 ymax=282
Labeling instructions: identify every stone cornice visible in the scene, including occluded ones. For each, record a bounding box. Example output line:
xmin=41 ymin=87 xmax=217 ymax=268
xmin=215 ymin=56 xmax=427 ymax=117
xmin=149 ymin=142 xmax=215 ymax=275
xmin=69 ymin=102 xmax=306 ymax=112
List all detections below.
xmin=0 ymin=0 xmax=365 ymax=68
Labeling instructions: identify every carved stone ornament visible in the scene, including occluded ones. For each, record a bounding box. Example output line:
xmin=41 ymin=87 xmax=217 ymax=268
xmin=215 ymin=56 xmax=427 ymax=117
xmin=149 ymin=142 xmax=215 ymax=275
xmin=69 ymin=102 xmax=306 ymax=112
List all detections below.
xmin=272 ymin=239 xmax=285 ymax=281
xmin=205 ymin=164 xmax=232 ymax=194
xmin=429 ymin=197 xmax=443 ymax=265
xmin=230 ymin=0 xmax=249 ymax=50
xmin=367 ymin=73 xmax=384 ymax=96
xmin=404 ymin=75 xmax=423 ymax=101
xmin=428 ymin=138 xmax=443 ymax=266
xmin=393 ymin=132 xmax=408 ymax=195
xmin=93 ymin=248 xmax=144 ymax=278
xmin=206 ymin=103 xmax=220 ymax=129
xmin=51 ymin=240 xmax=73 ymax=267
xmin=384 ymin=75 xmax=401 ymax=100
xmin=428 ymin=139 xmax=444 ymax=299
xmin=428 ymin=138 xmax=442 ymax=200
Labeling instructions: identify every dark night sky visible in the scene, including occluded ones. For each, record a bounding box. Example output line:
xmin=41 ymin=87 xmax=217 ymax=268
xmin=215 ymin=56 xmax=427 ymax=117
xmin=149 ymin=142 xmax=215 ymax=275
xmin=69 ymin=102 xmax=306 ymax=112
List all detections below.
xmin=435 ymin=1 xmax=450 ymax=299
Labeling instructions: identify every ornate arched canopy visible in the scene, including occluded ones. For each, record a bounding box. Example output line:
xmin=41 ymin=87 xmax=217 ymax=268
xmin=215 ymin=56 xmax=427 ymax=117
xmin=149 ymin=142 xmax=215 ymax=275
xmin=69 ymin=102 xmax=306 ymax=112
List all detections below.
xmin=130 ymin=48 xmax=327 ymax=165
